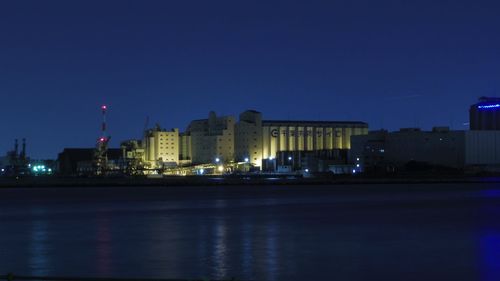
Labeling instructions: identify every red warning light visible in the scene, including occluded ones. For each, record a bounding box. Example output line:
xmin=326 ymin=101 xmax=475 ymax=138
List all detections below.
xmin=99 ymin=137 xmax=105 ymax=142
xmin=101 ymin=105 xmax=107 ymax=110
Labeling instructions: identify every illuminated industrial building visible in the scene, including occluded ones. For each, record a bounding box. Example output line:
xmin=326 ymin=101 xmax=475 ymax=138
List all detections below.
xmin=470 ymin=97 xmax=500 ymax=130
xmin=115 ymin=110 xmax=368 ymax=173
xmin=234 ymin=110 xmax=369 ymax=169
xmin=119 ymin=125 xmax=180 ymax=173
xmin=144 ymin=126 xmax=179 ymax=168
xmin=179 ymin=132 xmax=192 ymax=166
xmin=186 ymin=111 xmax=235 ymax=164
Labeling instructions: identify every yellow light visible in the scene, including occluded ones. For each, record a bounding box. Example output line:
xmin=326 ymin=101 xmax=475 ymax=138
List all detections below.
xmin=218 ymin=166 xmax=224 ymax=172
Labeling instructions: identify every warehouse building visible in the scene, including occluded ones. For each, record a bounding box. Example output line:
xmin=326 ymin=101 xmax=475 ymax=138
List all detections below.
xmin=351 ymin=128 xmax=500 ymax=173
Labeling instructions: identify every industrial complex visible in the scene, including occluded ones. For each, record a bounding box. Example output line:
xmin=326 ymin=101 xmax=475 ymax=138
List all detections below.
xmin=89 ymin=109 xmax=368 ymax=176
xmin=2 ymin=97 xmax=500 ymax=178
xmin=351 ymin=97 xmax=500 ymax=174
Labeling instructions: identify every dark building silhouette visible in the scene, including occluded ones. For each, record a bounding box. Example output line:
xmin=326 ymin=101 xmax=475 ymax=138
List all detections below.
xmin=57 ymin=148 xmax=122 ymax=176
xmin=470 ymin=97 xmax=500 ymax=130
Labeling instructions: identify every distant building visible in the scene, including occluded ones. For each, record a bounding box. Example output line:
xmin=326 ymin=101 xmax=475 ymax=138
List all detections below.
xmin=235 ymin=110 xmax=368 ymax=170
xmin=234 ymin=110 xmax=369 ymax=169
xmin=0 ymin=156 xmax=8 ymax=169
xmin=179 ymin=132 xmax=192 ymax=166
xmin=57 ymin=148 xmax=122 ymax=176
xmin=120 ymin=139 xmax=147 ymax=174
xmin=187 ymin=111 xmax=235 ymax=164
xmin=470 ymin=97 xmax=500 ymax=130
xmin=181 ymin=110 xmax=368 ymax=170
xmin=234 ymin=110 xmax=263 ymax=166
xmin=351 ymin=127 xmax=500 ymax=173
xmin=144 ymin=126 xmax=179 ymax=168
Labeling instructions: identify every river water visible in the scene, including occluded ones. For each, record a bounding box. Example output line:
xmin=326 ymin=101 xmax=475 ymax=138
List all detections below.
xmin=1 ymin=184 xmax=499 ymax=281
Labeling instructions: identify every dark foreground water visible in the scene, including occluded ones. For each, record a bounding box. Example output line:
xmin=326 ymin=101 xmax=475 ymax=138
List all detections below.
xmin=1 ymin=184 xmax=500 ymax=281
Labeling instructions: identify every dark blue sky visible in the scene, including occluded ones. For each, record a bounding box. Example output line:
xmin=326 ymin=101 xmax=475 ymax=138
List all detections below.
xmin=0 ymin=0 xmax=499 ymax=159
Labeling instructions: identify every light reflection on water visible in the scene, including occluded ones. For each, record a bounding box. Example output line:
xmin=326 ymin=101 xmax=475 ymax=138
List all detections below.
xmin=241 ymin=222 xmax=253 ymax=278
xmin=1 ymin=185 xmax=500 ymax=280
xmin=479 ymin=189 xmax=500 ymax=281
xmin=265 ymin=221 xmax=278 ymax=281
xmin=29 ymin=214 xmax=49 ymax=276
xmin=212 ymin=218 xmax=227 ymax=279
xmin=96 ymin=216 xmax=112 ymax=276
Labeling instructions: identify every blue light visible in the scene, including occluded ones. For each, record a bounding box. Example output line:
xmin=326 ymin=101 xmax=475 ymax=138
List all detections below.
xmin=478 ymin=104 xmax=500 ymax=109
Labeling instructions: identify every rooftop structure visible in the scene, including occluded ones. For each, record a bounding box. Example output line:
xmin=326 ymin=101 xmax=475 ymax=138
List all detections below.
xmin=470 ymin=97 xmax=500 ymax=130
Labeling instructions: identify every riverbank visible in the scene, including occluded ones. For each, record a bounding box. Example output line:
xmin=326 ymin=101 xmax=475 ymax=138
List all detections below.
xmin=1 ymin=174 xmax=499 ymax=188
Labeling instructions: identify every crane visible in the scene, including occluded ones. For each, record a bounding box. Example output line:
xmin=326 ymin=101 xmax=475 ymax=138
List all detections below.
xmin=93 ymin=105 xmax=110 ymax=176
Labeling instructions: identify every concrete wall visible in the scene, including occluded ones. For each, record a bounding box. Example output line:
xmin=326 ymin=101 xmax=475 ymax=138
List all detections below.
xmin=465 ymin=131 xmax=500 ymax=165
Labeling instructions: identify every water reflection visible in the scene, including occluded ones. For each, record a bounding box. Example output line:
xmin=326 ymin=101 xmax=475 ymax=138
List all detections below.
xmin=5 ymin=185 xmax=500 ymax=281
xmin=29 ymin=209 xmax=49 ymax=276
xmin=479 ymin=189 xmax=500 ymax=281
xmin=241 ymin=222 xmax=253 ymax=278
xmin=96 ymin=216 xmax=112 ymax=276
xmin=196 ymin=220 xmax=209 ymax=277
xmin=479 ymin=232 xmax=500 ymax=281
xmin=265 ymin=221 xmax=278 ymax=281
xmin=212 ymin=217 xmax=227 ymax=279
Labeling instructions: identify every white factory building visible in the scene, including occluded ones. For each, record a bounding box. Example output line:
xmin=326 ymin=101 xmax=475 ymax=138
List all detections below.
xmin=122 ymin=110 xmax=369 ymax=171
xmin=180 ymin=110 xmax=368 ymax=169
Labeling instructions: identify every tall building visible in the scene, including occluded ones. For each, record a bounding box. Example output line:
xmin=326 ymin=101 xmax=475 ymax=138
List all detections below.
xmin=187 ymin=111 xmax=235 ymax=164
xmin=144 ymin=126 xmax=179 ymax=168
xmin=179 ymin=132 xmax=192 ymax=166
xmin=470 ymin=97 xmax=500 ymax=130
xmin=235 ymin=110 xmax=263 ymax=165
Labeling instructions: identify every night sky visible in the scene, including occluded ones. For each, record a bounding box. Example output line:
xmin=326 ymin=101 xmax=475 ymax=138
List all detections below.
xmin=0 ymin=0 xmax=499 ymax=159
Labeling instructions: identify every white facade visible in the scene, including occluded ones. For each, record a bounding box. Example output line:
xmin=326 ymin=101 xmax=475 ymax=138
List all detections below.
xmin=144 ymin=127 xmax=179 ymax=167
xmin=262 ymin=121 xmax=368 ymax=159
xmin=235 ymin=110 xmax=263 ymax=166
xmin=234 ymin=110 xmax=369 ymax=167
xmin=187 ymin=111 xmax=235 ymax=164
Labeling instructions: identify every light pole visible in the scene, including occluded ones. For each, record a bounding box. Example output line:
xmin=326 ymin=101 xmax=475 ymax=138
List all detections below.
xmin=244 ymin=157 xmax=249 ymax=173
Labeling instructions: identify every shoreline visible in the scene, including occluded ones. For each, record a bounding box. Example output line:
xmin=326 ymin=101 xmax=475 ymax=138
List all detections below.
xmin=1 ymin=175 xmax=499 ymax=188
